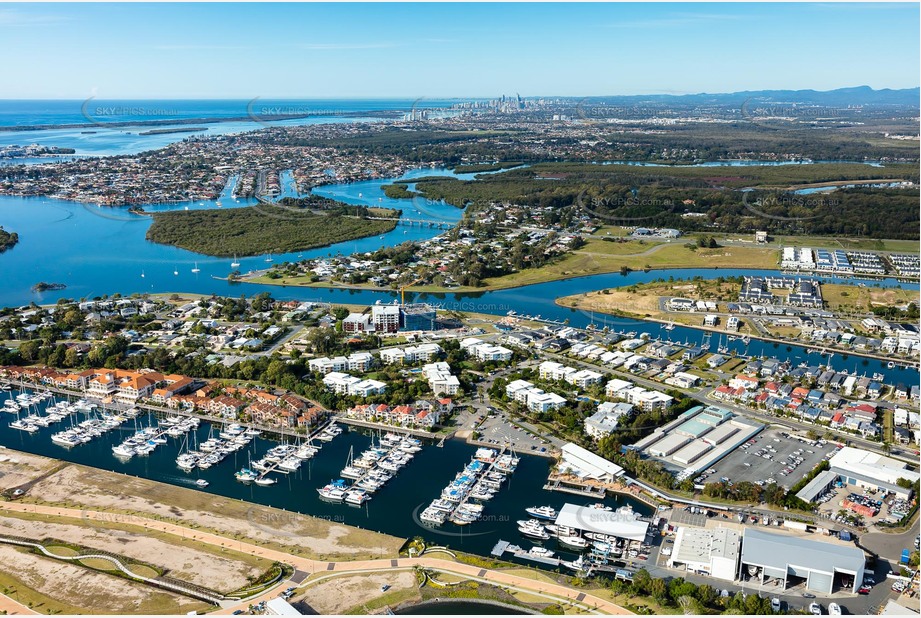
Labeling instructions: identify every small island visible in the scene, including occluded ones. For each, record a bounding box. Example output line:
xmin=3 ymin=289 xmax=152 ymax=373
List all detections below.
xmin=0 ymin=227 xmax=19 ymax=253
xmin=31 ymin=282 xmax=67 ymax=292
xmin=146 ymin=204 xmax=398 ymax=257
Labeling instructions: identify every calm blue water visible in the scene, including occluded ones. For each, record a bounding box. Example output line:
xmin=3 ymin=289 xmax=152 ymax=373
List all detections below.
xmin=0 ymin=390 xmax=648 ymax=562
xmin=0 ymin=99 xmax=463 ymax=157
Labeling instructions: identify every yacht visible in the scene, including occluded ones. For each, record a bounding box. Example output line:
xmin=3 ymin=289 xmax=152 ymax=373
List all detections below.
xmin=9 ymin=419 xmax=38 ymax=433
xmin=559 ymin=535 xmax=590 ymax=550
xmin=112 ymin=444 xmax=135 ymax=458
xmin=341 ymin=465 xmax=365 ymax=479
xmin=525 ymin=506 xmax=558 ymax=520
xmin=518 ymin=519 xmax=550 ymax=540
xmin=235 ymin=468 xmax=257 ymax=483
xmin=344 ymin=489 xmax=371 ymax=505
xmin=561 ymin=556 xmax=588 ymax=573
xmin=588 ymin=503 xmax=612 ymax=511
xmin=254 ymin=476 xmax=277 ymax=487
xmin=317 ymin=479 xmax=347 ymax=501
xmin=51 ymin=431 xmax=81 ymax=447
xmin=420 ymin=507 xmax=447 ymax=525
xmin=527 ymin=547 xmax=556 ymax=559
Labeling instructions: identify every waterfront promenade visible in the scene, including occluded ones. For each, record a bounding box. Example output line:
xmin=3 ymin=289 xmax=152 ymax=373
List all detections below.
xmin=0 ymin=500 xmax=631 ymax=615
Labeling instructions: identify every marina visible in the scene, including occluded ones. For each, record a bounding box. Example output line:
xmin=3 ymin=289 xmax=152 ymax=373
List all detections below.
xmin=317 ymin=431 xmax=423 ymax=504
xmin=420 ymin=446 xmax=520 ymax=527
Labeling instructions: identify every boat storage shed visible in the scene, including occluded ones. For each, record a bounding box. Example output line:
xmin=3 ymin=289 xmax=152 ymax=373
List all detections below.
xmin=554 ymin=503 xmax=649 ymax=542
xmin=739 ymin=528 xmax=864 ymax=594
xmin=557 ymin=443 xmax=624 ymax=482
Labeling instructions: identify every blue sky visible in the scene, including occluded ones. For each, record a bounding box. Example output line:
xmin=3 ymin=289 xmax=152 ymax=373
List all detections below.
xmin=1 ymin=3 xmax=918 ymax=99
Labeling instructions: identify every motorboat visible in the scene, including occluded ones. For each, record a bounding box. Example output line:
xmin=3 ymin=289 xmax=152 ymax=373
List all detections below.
xmin=317 ymin=479 xmax=347 ymax=501
xmin=517 ymin=520 xmax=550 ymax=540
xmin=344 ymin=489 xmax=371 ymax=505
xmin=525 ymin=506 xmax=558 ymax=520
xmin=195 ymin=479 xmax=209 ymax=488
xmin=559 ymin=535 xmax=590 ymax=550
xmin=527 ymin=547 xmax=556 ymax=559
xmin=235 ymin=468 xmax=257 ymax=483
xmin=254 ymin=477 xmax=277 ymax=487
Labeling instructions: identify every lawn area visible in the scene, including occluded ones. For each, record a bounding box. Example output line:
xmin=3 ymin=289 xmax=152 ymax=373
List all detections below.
xmin=477 ymin=242 xmax=779 ymax=290
xmin=44 ymin=544 xmax=79 ymax=557
xmin=765 ymin=234 xmax=920 ymax=254
xmin=577 ymin=237 xmax=665 ymax=255
xmin=822 ymin=284 xmax=919 ymax=312
xmin=342 ymin=583 xmax=421 ymax=615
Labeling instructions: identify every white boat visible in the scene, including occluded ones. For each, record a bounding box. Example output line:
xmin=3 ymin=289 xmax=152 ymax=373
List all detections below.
xmin=191 ymin=263 xmax=200 ymax=273
xmin=254 ymin=477 xmax=277 ymax=486
xmin=195 ymin=479 xmax=209 ymax=488
xmin=517 ymin=520 xmax=550 ymax=540
xmin=112 ymin=444 xmax=135 ymax=458
xmin=235 ymin=468 xmax=257 ymax=482
xmin=527 ymin=547 xmax=556 ymax=559
xmin=559 ymin=535 xmax=590 ymax=550
xmin=317 ymin=480 xmax=347 ymax=501
xmin=525 ymin=506 xmax=558 ymax=520
xmin=420 ymin=507 xmax=447 ymax=525
xmin=344 ymin=489 xmax=371 ymax=505
xmin=231 ymin=255 xmax=240 ymax=268
xmin=9 ymin=420 xmax=38 ymax=433
xmin=51 ymin=432 xmax=81 ymax=447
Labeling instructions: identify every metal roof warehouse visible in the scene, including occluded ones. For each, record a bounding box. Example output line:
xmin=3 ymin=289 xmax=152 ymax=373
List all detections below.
xmin=554 ymin=504 xmax=649 ymax=542
xmin=739 ymin=528 xmax=864 ymax=594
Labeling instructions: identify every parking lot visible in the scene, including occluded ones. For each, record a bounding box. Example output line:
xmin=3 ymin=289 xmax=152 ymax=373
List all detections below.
xmin=814 ymin=485 xmax=912 ymax=526
xmin=472 ymin=410 xmax=551 ymax=453
xmin=699 ymin=428 xmax=841 ymax=490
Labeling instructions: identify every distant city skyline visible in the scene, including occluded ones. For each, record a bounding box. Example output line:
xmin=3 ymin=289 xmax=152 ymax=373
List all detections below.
xmin=1 ymin=2 xmax=918 ymax=99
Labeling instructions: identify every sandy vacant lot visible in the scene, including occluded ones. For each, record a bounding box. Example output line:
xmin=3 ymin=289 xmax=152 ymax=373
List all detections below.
xmin=300 ymin=571 xmax=419 ymax=615
xmin=0 ymin=544 xmax=206 ymax=615
xmin=0 ymin=513 xmax=262 ymax=591
xmin=0 ymin=448 xmax=61 ymax=489
xmin=27 ymin=463 xmax=403 ymax=560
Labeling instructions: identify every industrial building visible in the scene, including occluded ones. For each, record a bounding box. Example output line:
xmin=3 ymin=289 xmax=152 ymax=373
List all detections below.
xmin=829 ymin=446 xmax=919 ymax=499
xmin=739 ymin=528 xmax=865 ymax=594
xmin=634 ymin=405 xmax=763 ymax=474
xmin=795 ymin=469 xmax=841 ymax=504
xmin=557 ymin=442 xmax=624 ymax=483
xmin=668 ymin=527 xmax=740 ymax=581
xmin=554 ymin=503 xmax=648 ymax=542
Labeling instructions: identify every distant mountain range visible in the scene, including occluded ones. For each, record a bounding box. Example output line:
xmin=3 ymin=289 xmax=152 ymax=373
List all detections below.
xmin=575 ymin=86 xmax=920 ymax=107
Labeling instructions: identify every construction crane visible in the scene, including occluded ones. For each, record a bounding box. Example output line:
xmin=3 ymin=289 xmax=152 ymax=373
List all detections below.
xmin=400 ymin=277 xmax=426 ymax=305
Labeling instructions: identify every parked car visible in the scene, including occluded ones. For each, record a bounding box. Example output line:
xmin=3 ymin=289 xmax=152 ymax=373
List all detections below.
xmin=857 ymin=586 xmax=871 ymax=595
xmin=771 ymin=598 xmax=781 ymax=612
xmin=829 ymin=603 xmax=841 ymax=616
xmin=809 ymin=602 xmax=823 ymax=615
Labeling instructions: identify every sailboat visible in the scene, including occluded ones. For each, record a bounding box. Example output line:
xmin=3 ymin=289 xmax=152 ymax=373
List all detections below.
xmin=664 ymin=321 xmax=675 ymax=331
xmin=191 ymin=263 xmax=200 ymax=273
xmin=140 ymin=270 xmax=145 ymax=278
xmin=230 ymin=255 xmax=240 ymax=268
xmin=264 ymin=254 xmax=273 ymax=263
xmin=173 ymin=266 xmax=179 ymax=276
